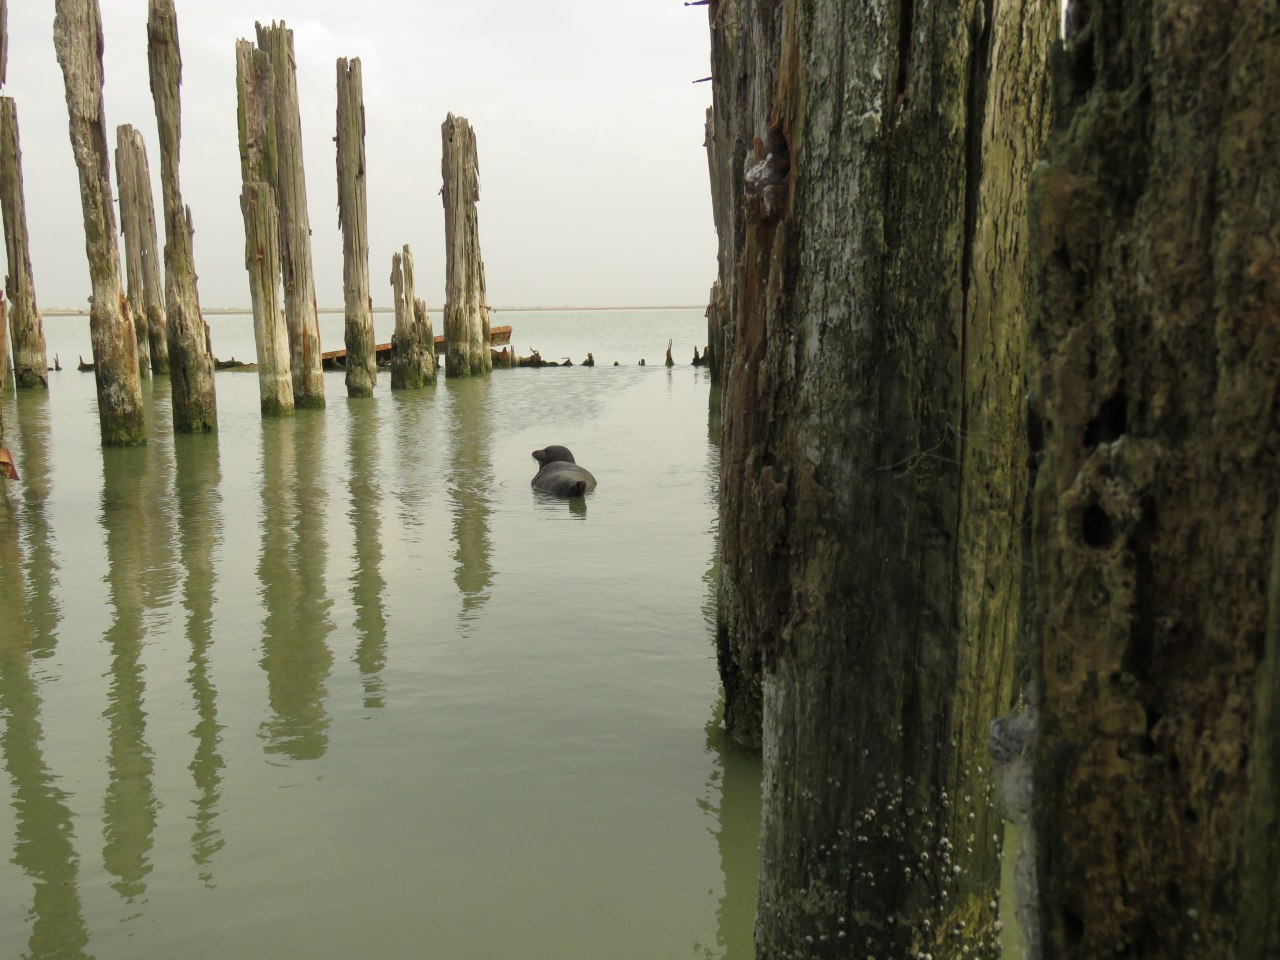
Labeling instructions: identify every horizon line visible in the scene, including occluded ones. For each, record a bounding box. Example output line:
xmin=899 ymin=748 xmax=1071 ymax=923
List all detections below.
xmin=40 ymin=303 xmax=707 ymax=317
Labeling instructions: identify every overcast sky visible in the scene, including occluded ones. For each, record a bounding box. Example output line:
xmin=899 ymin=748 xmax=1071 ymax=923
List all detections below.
xmin=5 ymin=0 xmax=716 ymax=309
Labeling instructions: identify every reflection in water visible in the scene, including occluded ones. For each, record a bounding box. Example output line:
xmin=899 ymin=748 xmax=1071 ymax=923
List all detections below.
xmin=258 ymin=414 xmax=335 ymax=760
xmin=446 ymin=379 xmax=494 ymax=630
xmin=99 ymin=443 xmax=161 ymax=901
xmin=347 ymin=400 xmax=388 ymax=708
xmin=391 ymin=390 xmax=436 ymax=531
xmin=173 ymin=433 xmax=226 ymax=883
xmin=14 ymin=390 xmax=61 ymax=657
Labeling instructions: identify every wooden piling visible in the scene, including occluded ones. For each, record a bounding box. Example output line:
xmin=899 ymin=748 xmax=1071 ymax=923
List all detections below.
xmin=0 ymin=97 xmax=48 ymax=388
xmin=389 ymin=245 xmax=435 ymax=389
xmin=1 ymin=0 xmax=8 ymax=87
xmin=147 ymin=0 xmax=217 ymax=433
xmin=235 ymin=39 xmax=293 ymax=417
xmin=114 ymin=125 xmax=168 ymax=375
xmin=335 ymin=57 xmax=375 ymax=398
xmin=441 ymin=113 xmax=490 ymax=377
xmin=53 ymin=0 xmax=145 ymax=446
xmin=256 ymin=21 xmax=324 ymax=408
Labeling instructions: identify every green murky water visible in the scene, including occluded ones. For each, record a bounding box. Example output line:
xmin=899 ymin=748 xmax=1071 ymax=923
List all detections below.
xmin=0 ymin=309 xmax=761 ymax=960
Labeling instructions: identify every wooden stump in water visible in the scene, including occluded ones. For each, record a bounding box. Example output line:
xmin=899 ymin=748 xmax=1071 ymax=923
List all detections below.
xmin=441 ymin=113 xmax=491 ymax=378
xmin=257 ymin=21 xmax=325 ymax=408
xmin=53 ymin=0 xmax=144 ymax=446
xmin=114 ymin=124 xmax=168 ymax=375
xmin=235 ymin=39 xmax=292 ymax=417
xmin=336 ymin=57 xmax=375 ymax=398
xmin=115 ymin=124 xmax=152 ymax=377
xmin=0 ymin=97 xmax=48 ymax=388
xmin=147 ymin=0 xmax=217 ymax=433
xmin=389 ymin=245 xmax=435 ymax=389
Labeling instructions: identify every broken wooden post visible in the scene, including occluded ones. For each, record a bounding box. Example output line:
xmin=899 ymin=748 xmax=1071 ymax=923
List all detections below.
xmin=114 ymin=125 xmax=168 ymax=375
xmin=53 ymin=0 xmax=145 ymax=446
xmin=389 ymin=245 xmax=435 ymax=389
xmin=147 ymin=0 xmax=217 ymax=433
xmin=257 ymin=21 xmax=324 ymax=408
xmin=441 ymin=113 xmax=491 ymax=377
xmin=335 ymin=57 xmax=375 ymax=398
xmin=0 ymin=97 xmax=48 ymax=388
xmin=235 ymin=39 xmax=293 ymax=417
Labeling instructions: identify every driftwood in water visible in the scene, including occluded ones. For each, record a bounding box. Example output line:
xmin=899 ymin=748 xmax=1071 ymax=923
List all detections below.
xmin=389 ymin=245 xmax=435 ymax=389
xmin=664 ymin=339 xmax=674 ymax=368
xmin=257 ymin=21 xmax=324 ymax=408
xmin=0 ymin=97 xmax=47 ymax=387
xmin=114 ymin=125 xmax=168 ymax=375
xmin=441 ymin=113 xmax=490 ymax=377
xmin=147 ymin=0 xmax=217 ymax=432
xmin=53 ymin=0 xmax=144 ymax=446
xmin=335 ymin=57 xmax=375 ymax=397
xmin=235 ymin=39 xmax=292 ymax=416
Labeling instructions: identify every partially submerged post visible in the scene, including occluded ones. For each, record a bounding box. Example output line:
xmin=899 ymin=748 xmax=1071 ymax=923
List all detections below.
xmin=0 ymin=98 xmax=48 ymax=388
xmin=234 ymin=39 xmax=292 ymax=417
xmin=114 ymin=125 xmax=168 ymax=375
xmin=53 ymin=0 xmax=145 ymax=446
xmin=147 ymin=0 xmax=217 ymax=432
xmin=257 ymin=21 xmax=324 ymax=408
xmin=441 ymin=113 xmax=490 ymax=377
xmin=389 ymin=245 xmax=435 ymax=389
xmin=335 ymin=57 xmax=375 ymax=398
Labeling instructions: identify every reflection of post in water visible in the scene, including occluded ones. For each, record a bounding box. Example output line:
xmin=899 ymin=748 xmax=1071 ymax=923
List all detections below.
xmin=173 ymin=433 xmax=226 ymax=881
xmin=100 ymin=445 xmax=161 ymax=900
xmin=445 ymin=378 xmax=494 ymax=628
xmin=13 ymin=390 xmax=61 ymax=655
xmin=258 ymin=414 xmax=335 ymax=759
xmin=347 ymin=400 xmax=387 ymax=708
xmin=695 ymin=699 xmax=763 ymax=960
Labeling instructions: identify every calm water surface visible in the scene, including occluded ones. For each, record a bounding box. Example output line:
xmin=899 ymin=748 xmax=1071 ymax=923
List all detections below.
xmin=0 ymin=309 xmax=761 ymax=959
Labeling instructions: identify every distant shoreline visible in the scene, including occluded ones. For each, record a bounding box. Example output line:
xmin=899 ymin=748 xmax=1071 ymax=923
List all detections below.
xmin=41 ymin=304 xmax=706 ymax=317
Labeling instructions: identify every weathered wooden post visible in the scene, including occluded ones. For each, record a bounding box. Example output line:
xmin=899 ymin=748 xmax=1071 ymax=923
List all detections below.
xmin=256 ymin=21 xmax=324 ymax=408
xmin=53 ymin=0 xmax=145 ymax=447
xmin=235 ymin=39 xmax=292 ymax=417
xmin=389 ymin=245 xmax=435 ymax=389
xmin=0 ymin=98 xmax=48 ymax=388
xmin=335 ymin=57 xmax=375 ymax=398
xmin=441 ymin=113 xmax=490 ymax=377
xmin=114 ymin=125 xmax=168 ymax=375
xmin=146 ymin=0 xmax=217 ymax=433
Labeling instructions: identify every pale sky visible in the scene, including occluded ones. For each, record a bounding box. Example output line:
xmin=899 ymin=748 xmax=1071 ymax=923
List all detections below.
xmin=5 ymin=0 xmax=716 ymax=309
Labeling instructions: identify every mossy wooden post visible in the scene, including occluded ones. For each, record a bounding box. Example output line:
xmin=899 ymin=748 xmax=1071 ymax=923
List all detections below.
xmin=114 ymin=125 xmax=167 ymax=375
xmin=115 ymin=124 xmax=151 ymax=377
xmin=53 ymin=0 xmax=144 ymax=447
xmin=147 ymin=0 xmax=216 ymax=433
xmin=0 ymin=98 xmax=48 ymax=388
xmin=335 ymin=57 xmax=375 ymax=398
xmin=235 ymin=39 xmax=292 ymax=418
xmin=709 ymin=0 xmax=1055 ymax=956
xmin=389 ymin=245 xmax=435 ymax=389
xmin=441 ymin=113 xmax=490 ymax=377
xmin=257 ymin=21 xmax=324 ymax=408
xmin=1028 ymin=3 xmax=1280 ymax=956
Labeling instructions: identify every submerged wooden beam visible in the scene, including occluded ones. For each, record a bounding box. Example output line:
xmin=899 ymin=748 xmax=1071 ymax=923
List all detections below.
xmin=335 ymin=57 xmax=375 ymax=398
xmin=235 ymin=38 xmax=292 ymax=417
xmin=389 ymin=244 xmax=435 ymax=389
xmin=0 ymin=97 xmax=48 ymax=387
xmin=441 ymin=113 xmax=490 ymax=377
xmin=147 ymin=0 xmax=217 ymax=432
xmin=256 ymin=21 xmax=324 ymax=408
xmin=53 ymin=0 xmax=145 ymax=446
xmin=114 ymin=125 xmax=168 ymax=375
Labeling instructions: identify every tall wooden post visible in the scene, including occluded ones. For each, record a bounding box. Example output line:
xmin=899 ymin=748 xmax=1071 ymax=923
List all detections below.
xmin=53 ymin=0 xmax=145 ymax=447
xmin=0 ymin=98 xmax=48 ymax=388
xmin=146 ymin=0 xmax=217 ymax=433
xmin=335 ymin=57 xmax=375 ymax=398
xmin=114 ymin=125 xmax=167 ymax=375
xmin=441 ymin=113 xmax=490 ymax=377
xmin=390 ymin=245 xmax=434 ymax=389
xmin=256 ymin=21 xmax=324 ymax=408
xmin=115 ymin=124 xmax=151 ymax=377
xmin=235 ymin=39 xmax=292 ymax=417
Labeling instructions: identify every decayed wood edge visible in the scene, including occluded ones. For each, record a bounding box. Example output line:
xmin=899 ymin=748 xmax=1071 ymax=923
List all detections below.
xmin=0 ymin=96 xmax=48 ymax=387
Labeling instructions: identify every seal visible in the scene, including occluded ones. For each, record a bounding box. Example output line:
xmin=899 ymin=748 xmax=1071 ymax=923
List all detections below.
xmin=531 ymin=445 xmax=597 ymax=498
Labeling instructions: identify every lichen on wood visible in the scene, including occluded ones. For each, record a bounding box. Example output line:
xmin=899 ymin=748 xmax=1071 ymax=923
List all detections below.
xmin=335 ymin=57 xmax=375 ymax=398
xmin=441 ymin=113 xmax=491 ymax=378
xmin=389 ymin=245 xmax=435 ymax=389
xmin=53 ymin=0 xmax=145 ymax=447
xmin=0 ymin=97 xmax=48 ymax=388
